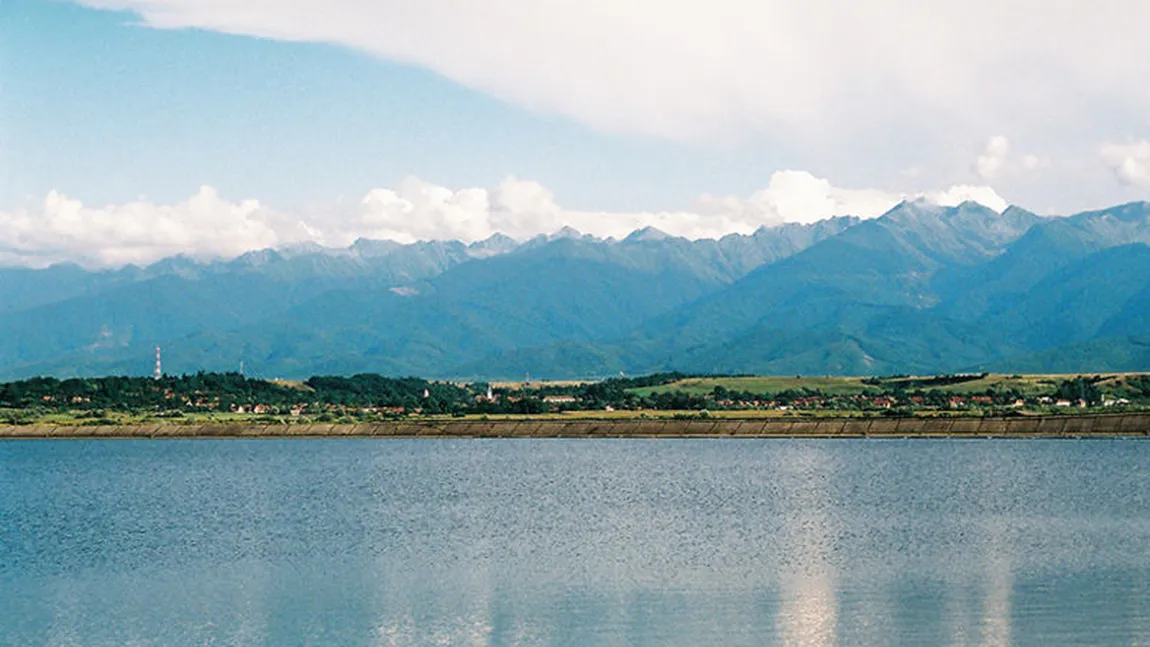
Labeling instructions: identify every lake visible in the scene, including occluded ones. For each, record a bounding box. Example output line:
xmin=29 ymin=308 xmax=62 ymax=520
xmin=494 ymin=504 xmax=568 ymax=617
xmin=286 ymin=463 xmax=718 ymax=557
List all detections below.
xmin=2 ymin=438 xmax=1148 ymax=646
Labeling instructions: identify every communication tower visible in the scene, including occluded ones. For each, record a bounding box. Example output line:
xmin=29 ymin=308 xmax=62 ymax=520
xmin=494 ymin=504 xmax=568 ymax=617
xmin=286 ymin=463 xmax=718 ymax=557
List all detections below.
xmin=154 ymin=346 xmax=162 ymax=380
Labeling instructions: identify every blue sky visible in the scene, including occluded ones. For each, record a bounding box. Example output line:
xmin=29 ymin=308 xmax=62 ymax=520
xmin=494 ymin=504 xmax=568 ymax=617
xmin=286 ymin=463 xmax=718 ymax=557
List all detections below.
xmin=1 ymin=1 xmax=798 ymax=212
xmin=1 ymin=0 xmax=1148 ymax=267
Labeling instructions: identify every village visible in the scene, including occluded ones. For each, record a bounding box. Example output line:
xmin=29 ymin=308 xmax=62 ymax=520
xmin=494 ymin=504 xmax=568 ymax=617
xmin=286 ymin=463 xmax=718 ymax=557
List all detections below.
xmin=7 ymin=372 xmax=1145 ymax=425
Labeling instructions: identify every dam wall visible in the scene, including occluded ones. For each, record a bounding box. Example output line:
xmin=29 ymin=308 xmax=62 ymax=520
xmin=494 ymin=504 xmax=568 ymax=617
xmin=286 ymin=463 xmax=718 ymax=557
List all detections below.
xmin=1 ymin=413 xmax=1148 ymax=438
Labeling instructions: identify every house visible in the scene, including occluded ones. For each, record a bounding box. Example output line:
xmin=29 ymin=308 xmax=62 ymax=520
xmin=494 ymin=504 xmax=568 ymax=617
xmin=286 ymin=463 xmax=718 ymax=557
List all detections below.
xmin=543 ymin=395 xmax=577 ymax=404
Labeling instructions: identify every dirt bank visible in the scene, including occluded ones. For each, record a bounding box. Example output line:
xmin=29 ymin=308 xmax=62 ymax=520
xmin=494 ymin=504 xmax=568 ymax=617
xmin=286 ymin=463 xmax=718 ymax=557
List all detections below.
xmin=2 ymin=413 xmax=1148 ymax=438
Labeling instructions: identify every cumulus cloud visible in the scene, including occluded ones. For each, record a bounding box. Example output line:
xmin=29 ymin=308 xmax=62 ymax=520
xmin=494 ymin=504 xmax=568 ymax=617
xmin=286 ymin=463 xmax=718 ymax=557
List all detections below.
xmin=0 ymin=187 xmax=316 ymax=268
xmin=973 ymin=136 xmax=1047 ymax=181
xmin=74 ymin=0 xmax=1150 ymax=147
xmin=1020 ymin=155 xmax=1047 ymax=173
xmin=1100 ymin=141 xmax=1150 ymax=187
xmin=694 ymin=171 xmax=904 ymax=226
xmin=975 ymin=136 xmax=1011 ymax=180
xmin=0 ymin=173 xmax=1009 ymax=268
xmin=926 ymin=185 xmax=1009 ymax=213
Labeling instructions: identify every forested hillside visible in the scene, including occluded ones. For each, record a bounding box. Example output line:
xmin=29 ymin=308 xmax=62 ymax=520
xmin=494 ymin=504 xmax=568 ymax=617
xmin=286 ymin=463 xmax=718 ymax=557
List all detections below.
xmin=1 ymin=201 xmax=1148 ymax=379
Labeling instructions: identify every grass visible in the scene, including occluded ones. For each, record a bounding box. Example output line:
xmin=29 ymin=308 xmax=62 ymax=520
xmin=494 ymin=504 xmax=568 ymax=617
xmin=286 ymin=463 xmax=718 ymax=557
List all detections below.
xmin=2 ymin=410 xmax=274 ymax=427
xmin=633 ymin=376 xmax=882 ymax=396
xmin=490 ymin=380 xmax=592 ymax=389
xmin=8 ymin=407 xmax=1146 ymax=427
xmin=431 ymin=410 xmax=794 ymax=420
xmin=269 ymin=379 xmax=314 ymax=392
xmin=634 ymin=373 xmax=1150 ymax=397
xmin=875 ymin=374 xmax=1055 ymax=395
xmin=6 ymin=405 xmax=1150 ymax=427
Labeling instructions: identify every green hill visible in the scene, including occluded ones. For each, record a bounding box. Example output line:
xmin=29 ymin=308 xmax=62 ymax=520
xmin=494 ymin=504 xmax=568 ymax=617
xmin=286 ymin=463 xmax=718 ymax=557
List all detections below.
xmin=2 ymin=202 xmax=1149 ymax=379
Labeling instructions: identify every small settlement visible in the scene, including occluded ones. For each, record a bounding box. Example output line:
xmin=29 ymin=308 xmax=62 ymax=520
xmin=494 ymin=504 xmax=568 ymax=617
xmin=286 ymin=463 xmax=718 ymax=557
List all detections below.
xmin=3 ymin=372 xmax=1149 ymax=424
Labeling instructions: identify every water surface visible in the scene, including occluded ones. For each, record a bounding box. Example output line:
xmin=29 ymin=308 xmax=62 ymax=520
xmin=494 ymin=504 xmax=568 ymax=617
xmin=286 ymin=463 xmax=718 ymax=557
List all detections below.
xmin=2 ymin=439 xmax=1148 ymax=645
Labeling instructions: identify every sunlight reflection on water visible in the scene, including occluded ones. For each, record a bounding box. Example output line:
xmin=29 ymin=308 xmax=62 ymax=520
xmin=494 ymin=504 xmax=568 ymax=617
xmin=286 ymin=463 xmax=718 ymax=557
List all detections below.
xmin=2 ymin=438 xmax=1148 ymax=646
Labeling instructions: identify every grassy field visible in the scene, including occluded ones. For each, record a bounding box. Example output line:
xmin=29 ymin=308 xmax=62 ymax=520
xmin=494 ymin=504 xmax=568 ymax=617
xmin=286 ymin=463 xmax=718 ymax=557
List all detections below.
xmin=490 ymin=380 xmax=591 ymax=389
xmin=0 ymin=408 xmax=1043 ymax=426
xmin=633 ymin=376 xmax=882 ymax=396
xmin=875 ymin=374 xmax=1056 ymax=395
xmin=634 ymin=373 xmax=1150 ymax=397
xmin=8 ymin=407 xmax=1148 ymax=428
xmin=0 ymin=408 xmax=839 ymax=426
xmin=439 ymin=409 xmax=803 ymax=420
xmin=0 ymin=409 xmax=275 ymax=426
xmin=269 ymin=379 xmax=314 ymax=391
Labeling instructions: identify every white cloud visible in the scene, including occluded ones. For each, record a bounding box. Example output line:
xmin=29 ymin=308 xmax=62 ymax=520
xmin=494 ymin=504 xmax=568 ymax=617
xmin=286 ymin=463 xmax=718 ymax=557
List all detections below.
xmin=0 ymin=173 xmax=1008 ymax=268
xmin=1100 ymin=141 xmax=1150 ymax=187
xmin=354 ymin=176 xmax=494 ymax=244
xmin=694 ymin=171 xmax=906 ymax=226
xmin=973 ymin=136 xmax=1048 ymax=181
xmin=975 ymin=136 xmax=1011 ymax=180
xmin=926 ymin=185 xmax=1009 ymax=213
xmin=1020 ymin=155 xmax=1047 ymax=172
xmin=74 ymin=0 xmax=1150 ymax=148
xmin=0 ymin=187 xmax=315 ymax=268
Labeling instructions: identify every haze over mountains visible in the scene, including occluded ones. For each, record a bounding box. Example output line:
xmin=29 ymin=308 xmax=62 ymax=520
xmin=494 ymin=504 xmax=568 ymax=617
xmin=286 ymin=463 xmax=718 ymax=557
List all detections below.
xmin=2 ymin=201 xmax=1148 ymax=380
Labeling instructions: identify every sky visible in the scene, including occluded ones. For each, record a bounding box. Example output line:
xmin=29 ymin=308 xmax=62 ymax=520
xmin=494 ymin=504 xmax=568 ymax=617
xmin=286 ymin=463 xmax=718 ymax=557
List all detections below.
xmin=1 ymin=0 xmax=1148 ymax=267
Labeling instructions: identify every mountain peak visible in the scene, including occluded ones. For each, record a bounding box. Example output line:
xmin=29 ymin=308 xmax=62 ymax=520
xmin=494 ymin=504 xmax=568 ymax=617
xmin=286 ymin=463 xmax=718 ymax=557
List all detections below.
xmin=1002 ymin=205 xmax=1039 ymax=219
xmin=468 ymin=233 xmax=519 ymax=258
xmin=947 ymin=200 xmax=1005 ymax=221
xmin=231 ymin=248 xmax=283 ymax=268
xmin=350 ymin=238 xmax=402 ymax=258
xmin=549 ymin=226 xmax=583 ymax=240
xmin=624 ymin=226 xmax=672 ymax=242
xmin=145 ymin=253 xmax=201 ymax=270
xmin=1095 ymin=201 xmax=1150 ymax=222
xmin=5 ymin=199 xmax=1150 ymax=380
xmin=277 ymin=241 xmax=330 ymax=258
xmin=877 ymin=199 xmax=946 ymax=224
xmin=140 ymin=254 xmax=206 ymax=280
xmin=953 ymin=199 xmax=991 ymax=211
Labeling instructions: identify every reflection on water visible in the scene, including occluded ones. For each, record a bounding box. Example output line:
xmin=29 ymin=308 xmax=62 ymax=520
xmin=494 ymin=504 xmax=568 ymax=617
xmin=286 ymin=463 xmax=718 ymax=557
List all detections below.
xmin=978 ymin=518 xmax=1013 ymax=647
xmin=772 ymin=444 xmax=838 ymax=647
xmin=2 ymin=438 xmax=1149 ymax=646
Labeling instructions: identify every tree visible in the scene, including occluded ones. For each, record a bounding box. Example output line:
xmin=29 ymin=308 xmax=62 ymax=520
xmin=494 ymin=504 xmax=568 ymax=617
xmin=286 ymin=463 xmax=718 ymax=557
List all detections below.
xmin=1054 ymin=377 xmax=1102 ymax=406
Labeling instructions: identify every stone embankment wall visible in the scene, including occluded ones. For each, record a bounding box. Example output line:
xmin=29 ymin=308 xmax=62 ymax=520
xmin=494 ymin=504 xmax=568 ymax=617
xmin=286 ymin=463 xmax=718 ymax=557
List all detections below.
xmin=1 ymin=414 xmax=1148 ymax=438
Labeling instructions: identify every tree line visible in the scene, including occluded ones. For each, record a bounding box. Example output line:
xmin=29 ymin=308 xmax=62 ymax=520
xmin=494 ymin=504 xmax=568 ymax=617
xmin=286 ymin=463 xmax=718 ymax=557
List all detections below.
xmin=1 ymin=371 xmax=1147 ymax=420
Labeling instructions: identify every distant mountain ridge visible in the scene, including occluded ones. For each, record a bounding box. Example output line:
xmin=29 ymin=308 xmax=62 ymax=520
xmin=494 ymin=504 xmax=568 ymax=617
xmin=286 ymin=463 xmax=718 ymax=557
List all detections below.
xmin=1 ymin=202 xmax=1148 ymax=379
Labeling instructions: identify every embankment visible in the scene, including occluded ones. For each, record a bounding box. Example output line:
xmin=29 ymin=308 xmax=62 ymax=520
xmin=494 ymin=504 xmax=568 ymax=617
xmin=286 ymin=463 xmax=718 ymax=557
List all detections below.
xmin=1 ymin=413 xmax=1148 ymax=438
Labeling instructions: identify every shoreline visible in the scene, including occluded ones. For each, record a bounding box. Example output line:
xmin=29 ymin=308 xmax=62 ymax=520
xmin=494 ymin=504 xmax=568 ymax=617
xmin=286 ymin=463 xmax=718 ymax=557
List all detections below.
xmin=2 ymin=413 xmax=1148 ymax=439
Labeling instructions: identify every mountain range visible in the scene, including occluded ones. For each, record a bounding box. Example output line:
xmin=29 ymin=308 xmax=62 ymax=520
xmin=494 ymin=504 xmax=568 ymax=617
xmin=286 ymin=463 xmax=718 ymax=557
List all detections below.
xmin=2 ymin=200 xmax=1149 ymax=380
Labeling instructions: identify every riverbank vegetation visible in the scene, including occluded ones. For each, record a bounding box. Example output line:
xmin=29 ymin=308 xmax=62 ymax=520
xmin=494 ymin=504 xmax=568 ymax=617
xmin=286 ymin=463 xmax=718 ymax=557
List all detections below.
xmin=2 ymin=372 xmax=1149 ymax=426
